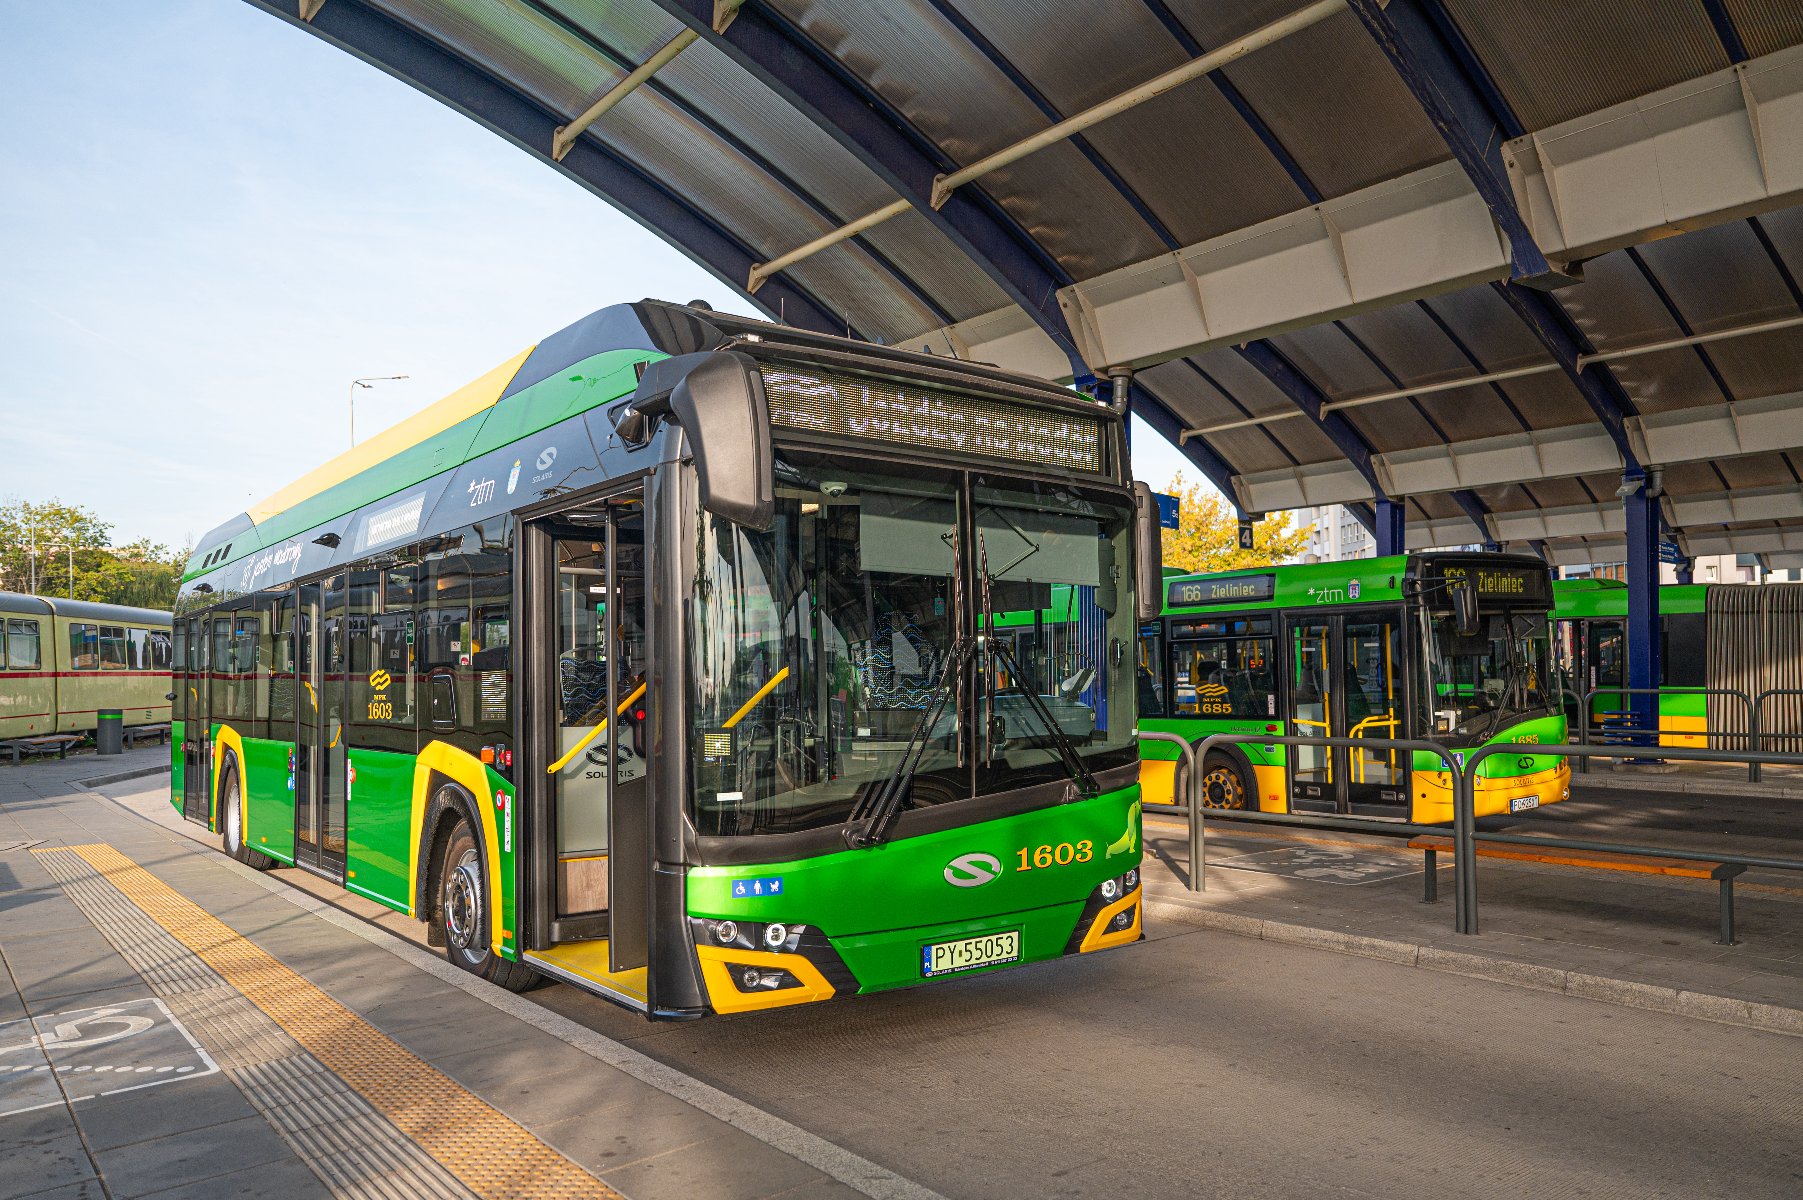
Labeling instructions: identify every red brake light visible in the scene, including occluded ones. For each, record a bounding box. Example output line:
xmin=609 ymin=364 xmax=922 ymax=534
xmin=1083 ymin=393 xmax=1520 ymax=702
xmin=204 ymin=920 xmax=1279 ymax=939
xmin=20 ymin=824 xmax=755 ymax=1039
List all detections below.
xmin=1265 ymin=724 xmax=1279 ymax=733
xmin=634 ymin=709 xmax=646 ymax=721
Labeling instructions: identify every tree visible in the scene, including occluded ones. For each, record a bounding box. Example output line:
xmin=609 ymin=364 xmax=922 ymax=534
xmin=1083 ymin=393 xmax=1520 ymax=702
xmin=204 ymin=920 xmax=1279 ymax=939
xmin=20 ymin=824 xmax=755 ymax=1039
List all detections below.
xmin=1158 ymin=474 xmax=1312 ymax=573
xmin=0 ymin=499 xmax=188 ymax=609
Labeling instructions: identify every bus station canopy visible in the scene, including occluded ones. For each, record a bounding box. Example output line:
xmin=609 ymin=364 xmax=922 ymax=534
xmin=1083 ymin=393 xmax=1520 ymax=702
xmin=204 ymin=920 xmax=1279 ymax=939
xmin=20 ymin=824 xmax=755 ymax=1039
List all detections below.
xmin=250 ymin=0 xmax=1803 ymax=569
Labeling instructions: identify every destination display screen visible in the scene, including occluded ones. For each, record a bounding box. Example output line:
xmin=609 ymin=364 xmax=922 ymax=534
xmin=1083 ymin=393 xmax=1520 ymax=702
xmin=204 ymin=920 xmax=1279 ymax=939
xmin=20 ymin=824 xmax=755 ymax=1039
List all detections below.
xmin=762 ymin=366 xmax=1103 ymax=474
xmin=1431 ymin=561 xmax=1553 ymax=606
xmin=1167 ymin=573 xmax=1275 ymax=608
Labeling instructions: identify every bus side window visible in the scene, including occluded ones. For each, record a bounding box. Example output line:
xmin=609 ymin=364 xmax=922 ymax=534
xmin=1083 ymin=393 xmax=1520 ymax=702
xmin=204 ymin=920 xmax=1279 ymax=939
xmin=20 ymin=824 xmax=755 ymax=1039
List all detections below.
xmin=1589 ymin=621 xmax=1624 ymax=688
xmin=6 ymin=618 xmax=40 ymax=670
xmin=1663 ymin=612 xmax=1705 ymax=688
xmin=68 ymin=622 xmax=99 ymax=671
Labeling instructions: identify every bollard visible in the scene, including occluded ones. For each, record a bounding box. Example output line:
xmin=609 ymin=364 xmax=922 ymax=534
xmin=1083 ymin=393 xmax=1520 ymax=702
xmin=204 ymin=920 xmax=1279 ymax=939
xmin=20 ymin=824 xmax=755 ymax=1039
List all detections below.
xmin=96 ymin=709 xmax=124 ymax=755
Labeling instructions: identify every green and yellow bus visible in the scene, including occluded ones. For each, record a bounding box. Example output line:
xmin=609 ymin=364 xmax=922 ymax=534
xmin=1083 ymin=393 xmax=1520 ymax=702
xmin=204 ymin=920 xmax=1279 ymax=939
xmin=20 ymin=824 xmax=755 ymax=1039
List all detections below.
xmin=1553 ymin=578 xmax=1803 ymax=752
xmin=173 ymin=300 xmax=1158 ymax=1018
xmin=0 ymin=592 xmax=171 ymax=741
xmin=1138 ymin=553 xmax=1568 ymax=823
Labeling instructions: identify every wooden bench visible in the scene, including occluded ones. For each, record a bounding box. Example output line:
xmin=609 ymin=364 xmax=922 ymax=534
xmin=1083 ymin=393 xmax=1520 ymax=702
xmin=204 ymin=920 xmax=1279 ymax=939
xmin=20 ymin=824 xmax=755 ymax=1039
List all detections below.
xmin=0 ymin=734 xmax=85 ymax=765
xmin=1410 ymin=834 xmax=1747 ymax=946
xmin=124 ymin=722 xmax=172 ymax=749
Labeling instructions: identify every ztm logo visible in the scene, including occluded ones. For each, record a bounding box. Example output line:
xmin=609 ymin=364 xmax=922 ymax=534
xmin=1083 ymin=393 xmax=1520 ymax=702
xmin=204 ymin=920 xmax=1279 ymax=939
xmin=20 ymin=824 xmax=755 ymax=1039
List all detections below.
xmin=944 ymin=852 xmax=1002 ymax=888
xmin=368 ymin=669 xmax=392 ymax=691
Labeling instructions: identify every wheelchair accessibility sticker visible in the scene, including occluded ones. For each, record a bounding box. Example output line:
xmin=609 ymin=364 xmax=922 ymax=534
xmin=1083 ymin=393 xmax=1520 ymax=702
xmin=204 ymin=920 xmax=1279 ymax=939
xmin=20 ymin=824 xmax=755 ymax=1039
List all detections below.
xmin=0 ymin=997 xmax=218 ymax=1115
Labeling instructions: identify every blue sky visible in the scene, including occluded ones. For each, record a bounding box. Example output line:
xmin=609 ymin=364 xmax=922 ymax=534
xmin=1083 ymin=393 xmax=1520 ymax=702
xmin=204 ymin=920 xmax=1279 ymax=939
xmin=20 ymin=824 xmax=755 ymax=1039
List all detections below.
xmin=1 ymin=0 xmax=1195 ymax=552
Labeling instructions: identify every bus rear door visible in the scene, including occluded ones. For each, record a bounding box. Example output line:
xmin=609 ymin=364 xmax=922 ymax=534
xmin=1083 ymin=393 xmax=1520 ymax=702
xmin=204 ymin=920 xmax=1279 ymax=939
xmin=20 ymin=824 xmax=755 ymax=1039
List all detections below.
xmin=1284 ymin=611 xmax=1408 ymax=816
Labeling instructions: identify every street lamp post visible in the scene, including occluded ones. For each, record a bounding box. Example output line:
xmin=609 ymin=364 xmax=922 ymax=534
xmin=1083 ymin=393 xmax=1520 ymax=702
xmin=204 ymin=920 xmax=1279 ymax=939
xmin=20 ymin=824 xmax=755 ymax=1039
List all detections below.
xmin=350 ymin=375 xmax=409 ymax=448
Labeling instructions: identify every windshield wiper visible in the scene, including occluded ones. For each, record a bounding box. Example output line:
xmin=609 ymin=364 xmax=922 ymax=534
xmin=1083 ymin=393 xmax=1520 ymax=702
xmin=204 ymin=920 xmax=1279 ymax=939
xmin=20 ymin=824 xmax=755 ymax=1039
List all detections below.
xmin=843 ymin=524 xmax=968 ymax=850
xmin=977 ymin=535 xmax=1098 ymax=799
xmin=841 ymin=633 xmax=974 ymax=850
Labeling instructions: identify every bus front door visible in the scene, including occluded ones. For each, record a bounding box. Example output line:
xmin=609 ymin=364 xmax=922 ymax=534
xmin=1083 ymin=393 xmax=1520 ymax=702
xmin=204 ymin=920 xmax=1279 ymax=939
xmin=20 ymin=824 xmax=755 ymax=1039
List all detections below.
xmin=180 ymin=616 xmax=211 ymax=824
xmin=1285 ymin=611 xmax=1408 ymax=816
xmin=532 ymin=493 xmax=650 ymax=977
xmin=294 ymin=576 xmax=347 ymax=880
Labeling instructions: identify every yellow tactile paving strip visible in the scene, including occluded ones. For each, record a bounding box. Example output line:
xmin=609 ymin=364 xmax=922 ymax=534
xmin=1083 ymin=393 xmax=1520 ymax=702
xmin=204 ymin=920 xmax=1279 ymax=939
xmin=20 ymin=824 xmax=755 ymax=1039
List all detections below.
xmin=41 ymin=844 xmax=624 ymax=1200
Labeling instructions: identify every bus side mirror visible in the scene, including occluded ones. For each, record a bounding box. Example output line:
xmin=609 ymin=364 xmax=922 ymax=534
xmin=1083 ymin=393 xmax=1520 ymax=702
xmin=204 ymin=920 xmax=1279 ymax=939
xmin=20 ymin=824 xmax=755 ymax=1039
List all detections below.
xmin=634 ymin=351 xmax=774 ymax=532
xmin=1451 ymin=581 xmax=1480 ymax=637
xmin=1132 ymin=481 xmax=1163 ymax=624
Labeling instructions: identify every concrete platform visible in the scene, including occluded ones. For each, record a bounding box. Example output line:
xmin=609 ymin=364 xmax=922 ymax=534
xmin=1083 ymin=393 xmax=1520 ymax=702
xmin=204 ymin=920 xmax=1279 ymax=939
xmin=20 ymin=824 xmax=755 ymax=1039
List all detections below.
xmin=0 ymin=752 xmax=905 ymax=1200
xmin=1145 ymin=783 xmax=1803 ymax=1032
xmin=8 ymin=752 xmax=1803 ymax=1198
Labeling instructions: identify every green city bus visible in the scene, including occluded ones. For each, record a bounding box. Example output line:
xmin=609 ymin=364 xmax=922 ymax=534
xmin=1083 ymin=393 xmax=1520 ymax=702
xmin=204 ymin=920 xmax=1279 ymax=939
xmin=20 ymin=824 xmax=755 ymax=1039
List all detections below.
xmin=1553 ymin=578 xmax=1803 ymax=752
xmin=172 ymin=300 xmax=1158 ymax=1018
xmin=1138 ymin=553 xmax=1569 ymax=823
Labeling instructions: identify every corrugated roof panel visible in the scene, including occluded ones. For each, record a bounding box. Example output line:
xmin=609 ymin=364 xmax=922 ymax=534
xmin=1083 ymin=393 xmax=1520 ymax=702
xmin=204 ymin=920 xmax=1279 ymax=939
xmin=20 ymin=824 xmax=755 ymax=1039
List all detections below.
xmin=1139 ymin=359 xmax=1332 ymax=475
xmin=546 ymin=4 xmax=1011 ymax=326
xmin=594 ymin=92 xmax=938 ymax=339
xmin=1714 ymin=451 xmax=1802 ymax=489
xmin=1077 ymin=87 xmax=1310 ymax=245
xmin=1726 ymin=1 xmax=1803 ymax=57
xmin=1188 ymin=350 xmax=1347 ymax=467
xmin=1441 ymin=0 xmax=1729 ymax=130
xmin=1411 ymin=288 xmax=1581 ymax=433
xmin=1549 ymin=252 xmax=1723 ymax=416
xmin=1172 ymin=3 xmax=1450 ymax=199
xmin=763 ymin=0 xmax=1167 ymax=274
xmin=374 ymin=0 xmax=623 ymax=117
xmin=766 ymin=0 xmax=1049 ymax=162
xmin=953 ymin=0 xmax=1187 ymax=113
xmin=855 ymin=210 xmax=1014 ymax=326
xmin=975 ymin=144 xmax=1170 ymax=277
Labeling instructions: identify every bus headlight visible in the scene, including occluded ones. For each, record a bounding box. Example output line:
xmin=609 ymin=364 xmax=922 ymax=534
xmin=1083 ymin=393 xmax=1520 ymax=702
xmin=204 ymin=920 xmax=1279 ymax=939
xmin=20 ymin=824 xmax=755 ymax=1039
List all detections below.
xmin=715 ymin=920 xmax=738 ymax=946
xmin=763 ymin=922 xmax=788 ymax=949
xmin=1100 ymin=878 xmax=1120 ymax=901
xmin=693 ymin=918 xmax=808 ymax=954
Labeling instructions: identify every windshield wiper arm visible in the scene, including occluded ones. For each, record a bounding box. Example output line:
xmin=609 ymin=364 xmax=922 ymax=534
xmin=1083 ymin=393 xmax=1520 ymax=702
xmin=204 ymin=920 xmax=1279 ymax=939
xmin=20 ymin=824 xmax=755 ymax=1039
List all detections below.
xmin=842 ymin=635 xmax=973 ymax=849
xmin=987 ymin=640 xmax=1100 ymax=798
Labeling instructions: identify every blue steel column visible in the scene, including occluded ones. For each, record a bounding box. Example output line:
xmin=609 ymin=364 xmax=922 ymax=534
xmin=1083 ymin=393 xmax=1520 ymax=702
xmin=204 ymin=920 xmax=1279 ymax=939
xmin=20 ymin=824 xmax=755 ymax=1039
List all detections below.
xmin=1375 ymin=497 xmax=1406 ymax=557
xmin=1622 ymin=472 xmax=1662 ymax=749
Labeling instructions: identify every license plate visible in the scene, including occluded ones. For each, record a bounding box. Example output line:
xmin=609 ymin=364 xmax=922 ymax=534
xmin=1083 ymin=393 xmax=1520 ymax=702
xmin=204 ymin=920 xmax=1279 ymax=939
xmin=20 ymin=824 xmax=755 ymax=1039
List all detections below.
xmin=1509 ymin=794 xmax=1541 ymax=813
xmin=921 ymin=930 xmax=1020 ymax=978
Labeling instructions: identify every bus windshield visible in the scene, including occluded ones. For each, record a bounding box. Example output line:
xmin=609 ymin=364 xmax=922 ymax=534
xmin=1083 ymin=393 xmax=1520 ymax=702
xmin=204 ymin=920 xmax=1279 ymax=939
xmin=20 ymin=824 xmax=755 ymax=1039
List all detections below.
xmin=1424 ymin=609 xmax=1556 ymax=741
xmin=689 ymin=456 xmax=1136 ymax=837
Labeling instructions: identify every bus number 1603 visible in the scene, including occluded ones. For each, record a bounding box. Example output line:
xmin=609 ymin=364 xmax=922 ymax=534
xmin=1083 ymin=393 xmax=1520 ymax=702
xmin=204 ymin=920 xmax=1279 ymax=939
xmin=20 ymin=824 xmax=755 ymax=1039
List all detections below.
xmin=1017 ymin=840 xmax=1093 ymax=871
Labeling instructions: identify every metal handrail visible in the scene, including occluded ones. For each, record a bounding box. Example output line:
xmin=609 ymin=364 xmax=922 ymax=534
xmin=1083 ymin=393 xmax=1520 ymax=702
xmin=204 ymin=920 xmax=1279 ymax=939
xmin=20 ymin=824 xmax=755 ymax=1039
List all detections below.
xmin=1749 ymin=688 xmax=1803 ymax=783
xmin=1191 ymin=734 xmax=1467 ymax=926
xmin=1457 ymin=740 xmax=1803 ymax=934
xmin=1135 ymin=730 xmax=1201 ymax=890
xmin=1577 ymin=685 xmax=1755 ymax=781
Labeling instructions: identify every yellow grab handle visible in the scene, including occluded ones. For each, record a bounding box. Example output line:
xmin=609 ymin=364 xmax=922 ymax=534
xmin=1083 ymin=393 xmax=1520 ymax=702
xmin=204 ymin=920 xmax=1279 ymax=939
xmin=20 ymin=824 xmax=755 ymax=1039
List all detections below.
xmin=547 ymin=682 xmax=647 ymax=774
xmin=724 ymin=666 xmax=789 ymax=729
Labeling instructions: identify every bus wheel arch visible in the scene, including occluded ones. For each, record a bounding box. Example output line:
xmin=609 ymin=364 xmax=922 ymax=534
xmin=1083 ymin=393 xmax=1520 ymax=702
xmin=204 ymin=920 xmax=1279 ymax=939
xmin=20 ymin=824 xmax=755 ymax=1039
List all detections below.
xmin=416 ymin=775 xmax=477 ymax=947
xmin=219 ymin=752 xmax=275 ymax=870
xmin=420 ymin=779 xmax=537 ymax=991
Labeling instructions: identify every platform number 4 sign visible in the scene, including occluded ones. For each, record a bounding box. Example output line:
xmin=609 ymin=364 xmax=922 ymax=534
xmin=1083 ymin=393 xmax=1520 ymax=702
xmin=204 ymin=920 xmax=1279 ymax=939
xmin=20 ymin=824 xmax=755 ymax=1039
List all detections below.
xmin=1237 ymin=518 xmax=1255 ymax=551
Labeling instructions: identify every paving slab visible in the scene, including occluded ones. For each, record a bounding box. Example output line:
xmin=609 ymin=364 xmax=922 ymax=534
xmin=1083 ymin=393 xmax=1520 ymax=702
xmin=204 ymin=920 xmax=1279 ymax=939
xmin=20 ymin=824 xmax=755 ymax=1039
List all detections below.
xmin=0 ymin=754 xmax=918 ymax=1200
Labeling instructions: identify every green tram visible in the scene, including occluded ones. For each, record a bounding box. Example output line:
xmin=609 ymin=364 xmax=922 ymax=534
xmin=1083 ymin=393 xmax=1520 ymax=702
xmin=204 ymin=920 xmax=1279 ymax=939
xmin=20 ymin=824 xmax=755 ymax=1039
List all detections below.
xmin=0 ymin=592 xmax=171 ymax=741
xmin=1137 ymin=553 xmax=1569 ymax=823
xmin=173 ymin=300 xmax=1158 ymax=1018
xmin=1553 ymin=578 xmax=1803 ymax=752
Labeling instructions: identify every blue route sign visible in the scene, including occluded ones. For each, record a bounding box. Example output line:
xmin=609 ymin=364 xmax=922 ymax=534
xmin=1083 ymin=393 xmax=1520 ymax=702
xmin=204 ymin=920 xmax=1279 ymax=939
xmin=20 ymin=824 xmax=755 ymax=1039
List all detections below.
xmin=1154 ymin=491 xmax=1180 ymax=530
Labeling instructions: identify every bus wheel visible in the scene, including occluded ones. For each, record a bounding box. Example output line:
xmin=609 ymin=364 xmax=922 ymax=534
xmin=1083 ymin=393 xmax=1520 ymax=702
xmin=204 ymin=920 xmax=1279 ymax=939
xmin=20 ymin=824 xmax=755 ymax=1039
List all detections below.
xmin=221 ymin=762 xmax=275 ymax=870
xmin=1198 ymin=754 xmax=1251 ymax=811
xmin=437 ymin=814 xmax=538 ymax=992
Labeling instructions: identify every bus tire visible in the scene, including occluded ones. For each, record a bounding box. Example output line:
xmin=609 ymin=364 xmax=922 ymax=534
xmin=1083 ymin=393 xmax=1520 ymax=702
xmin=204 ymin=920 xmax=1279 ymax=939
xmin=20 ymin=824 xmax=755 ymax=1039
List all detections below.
xmin=220 ymin=760 xmax=275 ymax=870
xmin=1196 ymin=753 xmax=1251 ymax=811
xmin=437 ymin=814 xmax=538 ymax=992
